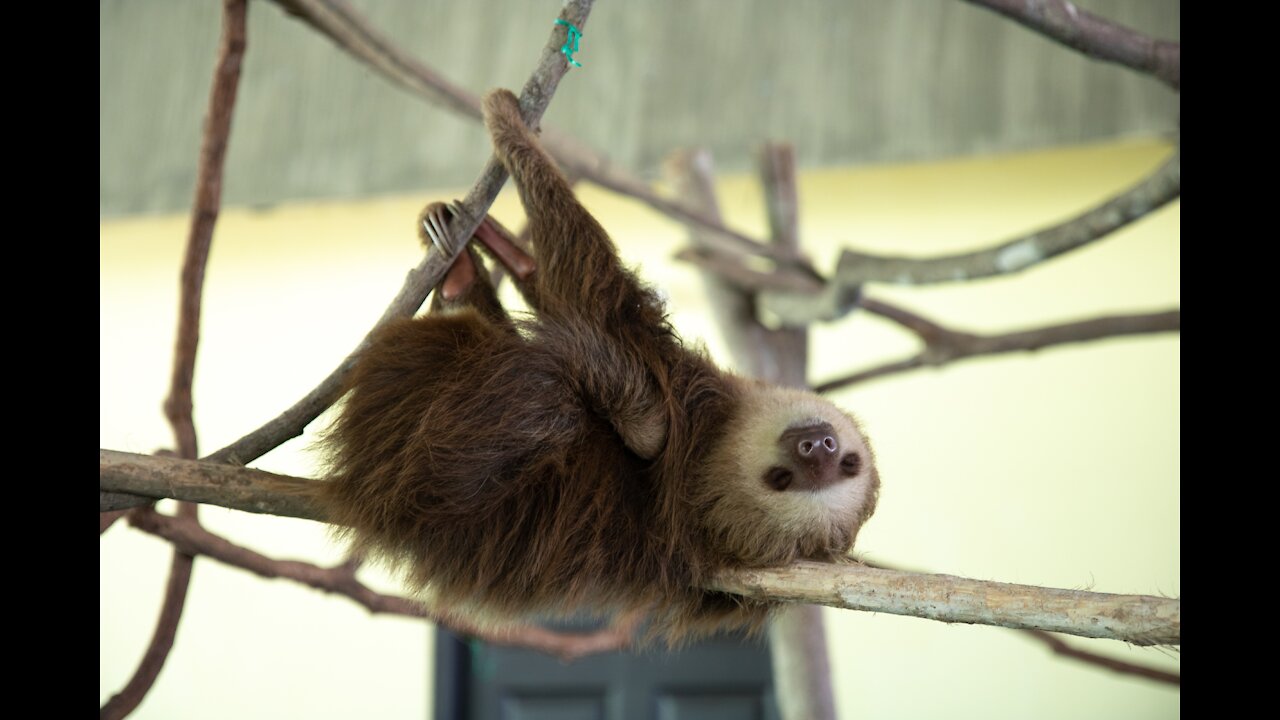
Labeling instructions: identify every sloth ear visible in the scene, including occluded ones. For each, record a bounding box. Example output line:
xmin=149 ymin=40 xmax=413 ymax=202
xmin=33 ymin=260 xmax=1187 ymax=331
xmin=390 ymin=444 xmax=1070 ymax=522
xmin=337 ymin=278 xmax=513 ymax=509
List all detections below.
xmin=611 ymin=400 xmax=668 ymax=460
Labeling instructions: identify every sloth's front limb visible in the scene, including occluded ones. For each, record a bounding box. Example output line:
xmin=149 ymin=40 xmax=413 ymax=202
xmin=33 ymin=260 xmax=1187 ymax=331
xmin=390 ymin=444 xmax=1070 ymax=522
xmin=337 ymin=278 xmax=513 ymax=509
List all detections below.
xmin=481 ymin=89 xmax=659 ymax=333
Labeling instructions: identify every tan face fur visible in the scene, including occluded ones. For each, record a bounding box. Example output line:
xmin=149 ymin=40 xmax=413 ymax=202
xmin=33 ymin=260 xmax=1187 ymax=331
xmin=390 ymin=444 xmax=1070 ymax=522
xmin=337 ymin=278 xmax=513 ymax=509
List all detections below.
xmin=700 ymin=379 xmax=880 ymax=566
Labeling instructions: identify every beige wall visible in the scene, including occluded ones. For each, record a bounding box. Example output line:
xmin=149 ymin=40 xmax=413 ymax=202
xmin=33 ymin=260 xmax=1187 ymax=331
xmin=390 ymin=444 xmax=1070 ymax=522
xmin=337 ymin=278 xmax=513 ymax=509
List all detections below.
xmin=100 ymin=137 xmax=1179 ymax=718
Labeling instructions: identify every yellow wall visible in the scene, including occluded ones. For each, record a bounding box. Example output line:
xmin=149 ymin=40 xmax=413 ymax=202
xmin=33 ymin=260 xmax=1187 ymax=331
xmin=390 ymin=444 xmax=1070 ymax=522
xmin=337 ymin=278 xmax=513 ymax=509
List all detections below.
xmin=100 ymin=138 xmax=1179 ymax=718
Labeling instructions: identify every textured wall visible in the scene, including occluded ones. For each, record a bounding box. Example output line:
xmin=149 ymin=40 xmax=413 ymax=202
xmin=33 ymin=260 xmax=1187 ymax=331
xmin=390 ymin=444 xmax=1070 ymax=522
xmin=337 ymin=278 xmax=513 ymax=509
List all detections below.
xmin=99 ymin=0 xmax=1179 ymax=216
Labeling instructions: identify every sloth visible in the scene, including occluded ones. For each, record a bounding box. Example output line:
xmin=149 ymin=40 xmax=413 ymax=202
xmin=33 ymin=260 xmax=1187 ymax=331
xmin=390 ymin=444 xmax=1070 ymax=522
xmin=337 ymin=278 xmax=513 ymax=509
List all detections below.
xmin=319 ymin=88 xmax=880 ymax=644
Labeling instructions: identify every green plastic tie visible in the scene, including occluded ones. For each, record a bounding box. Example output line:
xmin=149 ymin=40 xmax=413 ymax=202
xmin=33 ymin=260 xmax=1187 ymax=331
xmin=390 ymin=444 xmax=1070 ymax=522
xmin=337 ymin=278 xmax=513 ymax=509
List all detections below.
xmin=555 ymin=18 xmax=584 ymax=68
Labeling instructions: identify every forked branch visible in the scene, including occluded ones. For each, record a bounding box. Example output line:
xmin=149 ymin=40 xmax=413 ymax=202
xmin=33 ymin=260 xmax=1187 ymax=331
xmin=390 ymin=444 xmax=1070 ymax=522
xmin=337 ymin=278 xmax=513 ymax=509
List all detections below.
xmin=128 ymin=507 xmax=634 ymax=663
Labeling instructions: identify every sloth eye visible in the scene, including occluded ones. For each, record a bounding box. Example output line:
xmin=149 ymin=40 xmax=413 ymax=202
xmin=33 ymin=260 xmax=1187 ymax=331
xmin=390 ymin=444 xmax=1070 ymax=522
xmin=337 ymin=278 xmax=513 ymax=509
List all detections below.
xmin=764 ymin=467 xmax=794 ymax=491
xmin=839 ymin=453 xmax=861 ymax=476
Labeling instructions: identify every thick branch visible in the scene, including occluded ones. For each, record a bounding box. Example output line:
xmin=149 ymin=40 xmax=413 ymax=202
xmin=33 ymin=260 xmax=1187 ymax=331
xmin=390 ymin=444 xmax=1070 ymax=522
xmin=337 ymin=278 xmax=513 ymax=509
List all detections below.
xmin=862 ymin=559 xmax=1179 ymax=685
xmin=816 ymin=304 xmax=1180 ymax=393
xmin=710 ymin=561 xmax=1178 ymax=646
xmin=101 ymin=5 xmax=246 ymax=718
xmin=99 ymin=453 xmax=1181 ymax=646
xmin=759 ymin=149 xmax=1180 ymax=325
xmin=961 ymin=0 xmax=1180 ymax=89
xmin=128 ymin=507 xmax=633 ymax=663
xmin=101 ymin=450 xmax=324 ymax=521
xmin=200 ymin=0 xmax=595 ymax=470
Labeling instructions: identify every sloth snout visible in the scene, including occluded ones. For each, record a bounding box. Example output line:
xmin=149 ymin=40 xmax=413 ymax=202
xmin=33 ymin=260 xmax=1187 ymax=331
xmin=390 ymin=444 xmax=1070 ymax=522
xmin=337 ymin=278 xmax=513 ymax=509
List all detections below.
xmin=789 ymin=426 xmax=839 ymax=470
xmin=798 ymin=435 xmax=838 ymax=456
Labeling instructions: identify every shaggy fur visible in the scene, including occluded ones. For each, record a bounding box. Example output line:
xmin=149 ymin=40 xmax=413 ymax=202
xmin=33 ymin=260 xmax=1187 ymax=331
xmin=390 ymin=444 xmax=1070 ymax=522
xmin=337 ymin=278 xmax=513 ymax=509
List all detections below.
xmin=320 ymin=89 xmax=880 ymax=644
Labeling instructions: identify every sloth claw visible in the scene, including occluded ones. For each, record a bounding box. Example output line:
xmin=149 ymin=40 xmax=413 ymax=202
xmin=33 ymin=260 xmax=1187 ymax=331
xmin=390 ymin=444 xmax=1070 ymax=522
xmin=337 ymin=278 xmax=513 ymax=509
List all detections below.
xmin=420 ymin=202 xmax=452 ymax=254
xmin=418 ymin=201 xmax=536 ymax=300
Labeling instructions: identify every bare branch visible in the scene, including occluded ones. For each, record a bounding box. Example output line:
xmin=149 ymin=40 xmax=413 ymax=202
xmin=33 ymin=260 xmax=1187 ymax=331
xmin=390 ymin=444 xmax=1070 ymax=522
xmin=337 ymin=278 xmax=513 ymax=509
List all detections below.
xmin=761 ymin=149 xmax=1179 ymax=325
xmin=816 ymin=303 xmax=1180 ymax=393
xmin=102 ymin=4 xmax=247 ymax=717
xmin=101 ymin=506 xmax=199 ymax=720
xmin=1022 ymin=629 xmax=1180 ymax=686
xmin=710 ymin=561 xmax=1179 ymax=646
xmin=200 ymin=0 xmax=596 ymax=470
xmin=98 ymin=455 xmax=1181 ymax=646
xmin=264 ymin=0 xmax=802 ymax=266
xmin=128 ymin=507 xmax=633 ymax=663
xmin=862 ymin=559 xmax=1179 ymax=685
xmin=101 ymin=450 xmax=324 ymax=521
xmin=960 ymin=0 xmax=1180 ymax=89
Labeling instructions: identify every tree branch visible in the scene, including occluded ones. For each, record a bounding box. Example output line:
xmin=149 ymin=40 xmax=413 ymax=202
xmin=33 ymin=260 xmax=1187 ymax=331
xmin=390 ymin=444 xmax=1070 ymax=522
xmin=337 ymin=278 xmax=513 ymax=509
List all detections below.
xmin=198 ymin=0 xmax=596 ymax=471
xmin=710 ymin=561 xmax=1178 ymax=646
xmin=816 ymin=303 xmax=1180 ymax=393
xmin=960 ymin=0 xmax=1180 ymax=89
xmin=99 ymin=451 xmax=1181 ymax=647
xmin=862 ymin=560 xmax=1179 ymax=686
xmin=264 ymin=0 xmax=802 ymax=266
xmin=1022 ymin=629 xmax=1179 ymax=686
xmin=101 ymin=4 xmax=246 ymax=718
xmin=127 ymin=507 xmax=634 ymax=663
xmin=759 ymin=148 xmax=1179 ymax=325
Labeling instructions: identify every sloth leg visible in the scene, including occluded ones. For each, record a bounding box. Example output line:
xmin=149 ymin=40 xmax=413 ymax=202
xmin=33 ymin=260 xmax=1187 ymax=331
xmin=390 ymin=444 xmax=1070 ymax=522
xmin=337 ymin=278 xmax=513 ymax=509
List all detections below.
xmin=419 ymin=202 xmax=510 ymax=325
xmin=482 ymin=89 xmax=653 ymax=329
xmin=482 ymin=89 xmax=670 ymax=459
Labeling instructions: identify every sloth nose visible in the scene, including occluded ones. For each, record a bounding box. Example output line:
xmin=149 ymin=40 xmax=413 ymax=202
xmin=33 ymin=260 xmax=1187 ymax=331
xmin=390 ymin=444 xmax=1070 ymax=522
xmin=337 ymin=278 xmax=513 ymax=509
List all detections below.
xmin=793 ymin=429 xmax=838 ymax=467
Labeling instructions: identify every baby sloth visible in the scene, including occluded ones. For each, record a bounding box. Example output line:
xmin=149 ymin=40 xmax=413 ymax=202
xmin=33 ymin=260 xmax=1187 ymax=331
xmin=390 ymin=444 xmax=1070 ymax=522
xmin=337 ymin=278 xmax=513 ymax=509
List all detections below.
xmin=321 ymin=89 xmax=879 ymax=643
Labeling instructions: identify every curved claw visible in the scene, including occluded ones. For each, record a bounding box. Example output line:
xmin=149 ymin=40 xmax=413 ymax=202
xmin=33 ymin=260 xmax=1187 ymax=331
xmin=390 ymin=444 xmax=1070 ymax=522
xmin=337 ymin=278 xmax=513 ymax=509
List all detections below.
xmin=422 ymin=204 xmax=451 ymax=254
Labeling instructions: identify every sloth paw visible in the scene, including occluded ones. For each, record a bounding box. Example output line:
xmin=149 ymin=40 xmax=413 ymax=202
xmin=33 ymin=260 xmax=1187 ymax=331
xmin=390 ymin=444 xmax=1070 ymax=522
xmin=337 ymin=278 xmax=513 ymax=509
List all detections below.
xmin=482 ymin=89 xmax=530 ymax=154
xmin=419 ymin=201 xmax=535 ymax=302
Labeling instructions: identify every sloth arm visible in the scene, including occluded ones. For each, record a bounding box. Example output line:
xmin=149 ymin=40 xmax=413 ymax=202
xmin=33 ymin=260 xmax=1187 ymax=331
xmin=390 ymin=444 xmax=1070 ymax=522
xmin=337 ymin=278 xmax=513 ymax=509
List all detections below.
xmin=483 ymin=89 xmax=672 ymax=459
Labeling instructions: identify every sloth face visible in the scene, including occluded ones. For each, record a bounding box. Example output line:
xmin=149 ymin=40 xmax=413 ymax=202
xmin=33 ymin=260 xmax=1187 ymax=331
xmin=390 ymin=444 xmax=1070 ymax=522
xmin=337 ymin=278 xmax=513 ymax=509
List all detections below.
xmin=700 ymin=380 xmax=880 ymax=566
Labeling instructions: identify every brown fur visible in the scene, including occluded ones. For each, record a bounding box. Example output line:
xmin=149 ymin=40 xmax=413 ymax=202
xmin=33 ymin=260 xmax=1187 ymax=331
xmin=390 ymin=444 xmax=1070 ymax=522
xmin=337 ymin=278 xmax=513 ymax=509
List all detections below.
xmin=320 ymin=89 xmax=880 ymax=644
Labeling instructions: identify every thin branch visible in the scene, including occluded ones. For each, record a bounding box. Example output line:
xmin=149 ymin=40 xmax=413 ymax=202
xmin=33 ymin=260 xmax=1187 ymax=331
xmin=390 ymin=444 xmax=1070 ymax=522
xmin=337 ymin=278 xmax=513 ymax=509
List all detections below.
xmin=100 ymin=508 xmax=131 ymax=534
xmin=128 ymin=508 xmax=634 ymax=663
xmin=199 ymin=0 xmax=596 ymax=470
xmin=101 ymin=506 xmax=199 ymax=720
xmin=1022 ymin=629 xmax=1179 ymax=686
xmin=99 ymin=451 xmax=1181 ymax=646
xmin=102 ymin=4 xmax=246 ymax=718
xmin=760 ymin=149 xmax=1180 ymax=325
xmin=264 ymin=0 xmax=803 ymax=265
xmin=960 ymin=0 xmax=1180 ymax=89
xmin=816 ymin=303 xmax=1180 ymax=393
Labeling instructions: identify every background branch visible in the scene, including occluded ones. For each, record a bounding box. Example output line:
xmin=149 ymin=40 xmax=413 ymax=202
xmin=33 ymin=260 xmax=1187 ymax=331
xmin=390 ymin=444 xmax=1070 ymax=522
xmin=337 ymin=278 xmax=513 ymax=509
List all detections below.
xmin=961 ymin=0 xmax=1180 ymax=89
xmin=817 ymin=304 xmax=1180 ymax=393
xmin=264 ymin=0 xmax=803 ymax=265
xmin=1022 ymin=629 xmax=1179 ymax=686
xmin=98 ymin=452 xmax=1180 ymax=647
xmin=100 ymin=3 xmax=246 ymax=718
xmin=128 ymin=507 xmax=634 ymax=663
xmin=760 ymin=148 xmax=1179 ymax=324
